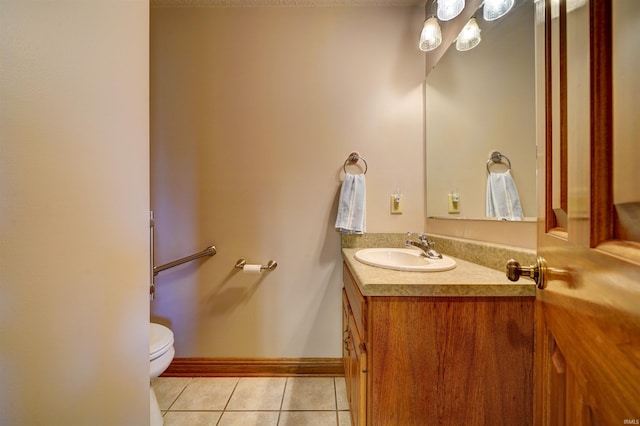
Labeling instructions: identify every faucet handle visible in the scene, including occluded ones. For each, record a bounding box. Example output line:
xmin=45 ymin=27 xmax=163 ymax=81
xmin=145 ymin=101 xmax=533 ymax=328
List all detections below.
xmin=407 ymin=232 xmax=434 ymax=246
xmin=419 ymin=234 xmax=435 ymax=248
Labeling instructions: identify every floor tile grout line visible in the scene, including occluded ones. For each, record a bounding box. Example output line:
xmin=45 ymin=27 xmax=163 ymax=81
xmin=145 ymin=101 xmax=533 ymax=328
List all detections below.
xmin=167 ymin=409 xmax=347 ymax=412
xmin=276 ymin=376 xmax=289 ymax=424
xmin=157 ymin=376 xmax=351 ymax=424
xmin=223 ymin=377 xmax=241 ymax=411
xmin=333 ymin=377 xmax=339 ymax=425
xmin=215 ymin=377 xmax=241 ymax=426
xmin=163 ymin=377 xmax=192 ymax=413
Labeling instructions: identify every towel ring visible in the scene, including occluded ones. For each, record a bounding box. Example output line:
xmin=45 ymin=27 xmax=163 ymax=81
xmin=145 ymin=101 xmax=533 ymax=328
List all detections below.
xmin=343 ymin=152 xmax=368 ymax=174
xmin=486 ymin=151 xmax=511 ymax=173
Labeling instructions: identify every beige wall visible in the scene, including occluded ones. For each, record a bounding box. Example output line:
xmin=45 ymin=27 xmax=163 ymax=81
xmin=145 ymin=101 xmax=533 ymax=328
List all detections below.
xmin=150 ymin=6 xmax=425 ymax=357
xmin=0 ymin=1 xmax=149 ymax=424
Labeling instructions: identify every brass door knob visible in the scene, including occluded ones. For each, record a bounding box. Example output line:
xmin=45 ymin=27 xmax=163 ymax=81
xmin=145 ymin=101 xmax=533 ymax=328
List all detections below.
xmin=506 ymin=257 xmax=547 ymax=289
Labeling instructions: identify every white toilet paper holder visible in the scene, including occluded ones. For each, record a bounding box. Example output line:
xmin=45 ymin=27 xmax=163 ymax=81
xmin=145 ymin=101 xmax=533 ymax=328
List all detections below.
xmin=235 ymin=259 xmax=278 ymax=271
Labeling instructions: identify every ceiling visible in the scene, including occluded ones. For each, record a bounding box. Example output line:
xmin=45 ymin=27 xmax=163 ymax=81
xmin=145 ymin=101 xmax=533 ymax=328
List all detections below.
xmin=150 ymin=0 xmax=426 ymax=7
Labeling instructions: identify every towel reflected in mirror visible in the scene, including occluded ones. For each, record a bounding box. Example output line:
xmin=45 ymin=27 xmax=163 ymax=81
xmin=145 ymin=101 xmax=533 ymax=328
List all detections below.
xmin=486 ymin=170 xmax=524 ymax=221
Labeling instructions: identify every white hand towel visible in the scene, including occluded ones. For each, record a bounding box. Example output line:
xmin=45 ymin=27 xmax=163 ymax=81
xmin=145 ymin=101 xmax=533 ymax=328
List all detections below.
xmin=335 ymin=173 xmax=366 ymax=234
xmin=486 ymin=170 xmax=524 ymax=220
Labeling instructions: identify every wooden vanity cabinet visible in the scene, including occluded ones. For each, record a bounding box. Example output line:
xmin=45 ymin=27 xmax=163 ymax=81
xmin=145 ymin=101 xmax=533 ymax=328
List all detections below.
xmin=342 ymin=262 xmax=534 ymax=426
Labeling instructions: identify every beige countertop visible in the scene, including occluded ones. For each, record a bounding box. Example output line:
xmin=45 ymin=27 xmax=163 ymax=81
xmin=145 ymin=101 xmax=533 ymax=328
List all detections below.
xmin=342 ymin=248 xmax=535 ymax=297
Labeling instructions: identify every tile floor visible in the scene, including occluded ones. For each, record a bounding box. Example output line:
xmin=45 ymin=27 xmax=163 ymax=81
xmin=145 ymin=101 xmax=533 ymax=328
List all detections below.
xmin=152 ymin=376 xmax=351 ymax=426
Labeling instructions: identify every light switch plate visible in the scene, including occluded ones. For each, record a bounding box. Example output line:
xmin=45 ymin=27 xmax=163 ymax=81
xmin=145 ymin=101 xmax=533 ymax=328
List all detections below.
xmin=448 ymin=194 xmax=460 ymax=214
xmin=390 ymin=195 xmax=403 ymax=214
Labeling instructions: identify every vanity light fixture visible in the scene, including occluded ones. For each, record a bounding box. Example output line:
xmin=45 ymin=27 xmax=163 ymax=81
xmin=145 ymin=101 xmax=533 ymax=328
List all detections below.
xmin=456 ymin=17 xmax=482 ymax=51
xmin=483 ymin=0 xmax=515 ymax=21
xmin=419 ymin=17 xmax=442 ymax=51
xmin=437 ymin=0 xmax=465 ymax=21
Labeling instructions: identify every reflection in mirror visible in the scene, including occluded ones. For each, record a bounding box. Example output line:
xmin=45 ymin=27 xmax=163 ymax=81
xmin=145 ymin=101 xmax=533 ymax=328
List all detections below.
xmin=426 ymin=0 xmax=536 ymax=221
xmin=613 ymin=0 xmax=640 ymax=243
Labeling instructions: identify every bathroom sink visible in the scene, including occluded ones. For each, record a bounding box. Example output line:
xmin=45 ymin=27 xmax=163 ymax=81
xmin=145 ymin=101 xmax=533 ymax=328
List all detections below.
xmin=354 ymin=248 xmax=456 ymax=272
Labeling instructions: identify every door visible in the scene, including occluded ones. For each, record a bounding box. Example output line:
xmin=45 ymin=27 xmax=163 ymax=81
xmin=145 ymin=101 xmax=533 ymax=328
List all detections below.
xmin=1 ymin=2 xmax=150 ymax=424
xmin=533 ymin=0 xmax=640 ymax=424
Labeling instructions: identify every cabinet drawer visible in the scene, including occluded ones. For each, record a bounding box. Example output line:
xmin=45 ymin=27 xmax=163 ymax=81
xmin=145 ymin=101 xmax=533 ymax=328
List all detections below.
xmin=343 ymin=262 xmax=367 ymax=340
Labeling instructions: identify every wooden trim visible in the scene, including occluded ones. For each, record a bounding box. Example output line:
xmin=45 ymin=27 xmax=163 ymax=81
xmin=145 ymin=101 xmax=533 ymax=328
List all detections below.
xmin=559 ymin=0 xmax=568 ymax=214
xmin=545 ymin=0 xmax=569 ymax=234
xmin=589 ymin=0 xmax=613 ymax=247
xmin=544 ymin=0 xmax=555 ymax=232
xmin=161 ymin=358 xmax=344 ymax=377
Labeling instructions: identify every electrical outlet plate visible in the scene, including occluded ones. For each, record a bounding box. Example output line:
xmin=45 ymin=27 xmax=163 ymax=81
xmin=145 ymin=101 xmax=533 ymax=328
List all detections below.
xmin=390 ymin=195 xmax=403 ymax=214
xmin=448 ymin=194 xmax=460 ymax=214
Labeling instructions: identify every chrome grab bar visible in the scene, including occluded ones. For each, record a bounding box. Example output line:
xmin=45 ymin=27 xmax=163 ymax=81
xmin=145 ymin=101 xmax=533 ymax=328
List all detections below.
xmin=154 ymin=245 xmax=216 ymax=276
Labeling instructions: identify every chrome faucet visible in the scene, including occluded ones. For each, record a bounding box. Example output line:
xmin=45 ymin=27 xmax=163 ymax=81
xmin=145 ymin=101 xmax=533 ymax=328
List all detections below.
xmin=406 ymin=232 xmax=443 ymax=259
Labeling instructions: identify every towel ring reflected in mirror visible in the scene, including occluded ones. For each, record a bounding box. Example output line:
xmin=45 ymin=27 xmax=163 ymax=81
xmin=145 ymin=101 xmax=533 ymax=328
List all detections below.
xmin=343 ymin=152 xmax=368 ymax=174
xmin=486 ymin=151 xmax=512 ymax=173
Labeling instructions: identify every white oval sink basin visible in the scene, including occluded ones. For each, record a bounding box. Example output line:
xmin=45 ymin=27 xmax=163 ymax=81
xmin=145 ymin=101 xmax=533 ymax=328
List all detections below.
xmin=354 ymin=248 xmax=456 ymax=272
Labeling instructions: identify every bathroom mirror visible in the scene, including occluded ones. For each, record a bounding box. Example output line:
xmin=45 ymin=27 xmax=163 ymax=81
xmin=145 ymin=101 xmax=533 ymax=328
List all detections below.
xmin=425 ymin=0 xmax=537 ymax=221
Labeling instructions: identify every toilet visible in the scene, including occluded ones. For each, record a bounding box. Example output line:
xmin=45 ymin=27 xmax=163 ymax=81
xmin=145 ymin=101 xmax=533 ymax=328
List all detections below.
xmin=150 ymin=323 xmax=175 ymax=426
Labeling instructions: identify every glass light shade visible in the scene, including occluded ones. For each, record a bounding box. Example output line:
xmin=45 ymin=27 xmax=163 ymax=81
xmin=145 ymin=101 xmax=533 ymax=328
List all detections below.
xmin=456 ymin=18 xmax=481 ymax=51
xmin=419 ymin=18 xmax=442 ymax=52
xmin=483 ymin=0 xmax=515 ymax=21
xmin=437 ymin=0 xmax=465 ymax=21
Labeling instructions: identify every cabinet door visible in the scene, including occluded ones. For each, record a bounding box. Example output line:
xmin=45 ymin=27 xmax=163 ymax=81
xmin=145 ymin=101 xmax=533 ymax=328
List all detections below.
xmin=342 ymin=290 xmax=352 ymax=404
xmin=348 ymin=315 xmax=367 ymax=426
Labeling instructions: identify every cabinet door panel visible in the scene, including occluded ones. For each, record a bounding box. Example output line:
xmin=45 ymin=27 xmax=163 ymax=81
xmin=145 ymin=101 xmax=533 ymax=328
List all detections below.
xmin=348 ymin=314 xmax=366 ymax=426
xmin=343 ymin=263 xmax=367 ymax=340
xmin=342 ymin=290 xmax=351 ymax=404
